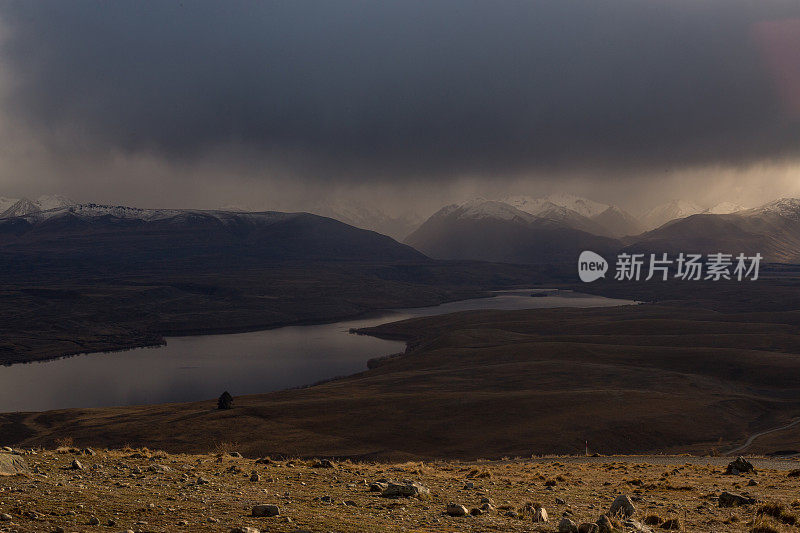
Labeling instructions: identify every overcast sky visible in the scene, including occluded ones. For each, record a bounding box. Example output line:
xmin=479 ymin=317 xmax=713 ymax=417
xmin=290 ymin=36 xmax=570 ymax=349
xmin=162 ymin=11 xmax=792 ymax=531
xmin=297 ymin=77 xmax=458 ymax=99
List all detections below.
xmin=0 ymin=0 xmax=798 ymax=215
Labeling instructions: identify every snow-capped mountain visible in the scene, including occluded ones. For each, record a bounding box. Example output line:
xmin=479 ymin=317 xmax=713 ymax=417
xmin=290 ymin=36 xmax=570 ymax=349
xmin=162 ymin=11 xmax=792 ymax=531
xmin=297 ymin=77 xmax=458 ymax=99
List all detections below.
xmin=4 ymin=203 xmax=298 ymax=225
xmin=497 ymin=194 xmax=643 ymax=237
xmin=0 ymin=202 xmax=424 ymax=264
xmin=502 ymin=194 xmax=609 ymax=218
xmin=307 ymin=198 xmax=424 ymax=240
xmin=0 ymin=195 xmax=76 ymax=218
xmin=744 ymin=198 xmax=800 ymax=221
xmin=640 ymin=200 xmax=704 ymax=230
xmin=630 ymin=197 xmax=800 ymax=263
xmin=704 ymin=202 xmax=745 ymax=215
xmin=0 ymin=197 xmax=18 ymax=213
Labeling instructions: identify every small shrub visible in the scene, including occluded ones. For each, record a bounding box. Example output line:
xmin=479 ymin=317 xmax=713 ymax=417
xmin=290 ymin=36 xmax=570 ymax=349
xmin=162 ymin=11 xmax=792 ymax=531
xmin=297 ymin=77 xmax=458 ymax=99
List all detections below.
xmin=757 ymin=502 xmax=798 ymax=525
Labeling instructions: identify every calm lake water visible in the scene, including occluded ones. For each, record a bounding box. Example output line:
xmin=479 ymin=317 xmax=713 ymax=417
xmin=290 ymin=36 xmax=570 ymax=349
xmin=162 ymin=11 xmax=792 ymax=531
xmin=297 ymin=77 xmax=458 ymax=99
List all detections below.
xmin=0 ymin=289 xmax=635 ymax=412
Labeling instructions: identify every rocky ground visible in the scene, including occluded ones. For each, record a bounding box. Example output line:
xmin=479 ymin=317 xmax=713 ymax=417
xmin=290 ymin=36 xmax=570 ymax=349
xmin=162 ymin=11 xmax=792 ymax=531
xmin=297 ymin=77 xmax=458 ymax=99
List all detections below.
xmin=2 ymin=449 xmax=800 ymax=533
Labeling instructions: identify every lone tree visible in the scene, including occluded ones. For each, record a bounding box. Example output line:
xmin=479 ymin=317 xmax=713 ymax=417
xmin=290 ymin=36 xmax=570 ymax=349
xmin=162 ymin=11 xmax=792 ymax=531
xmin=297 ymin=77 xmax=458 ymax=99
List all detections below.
xmin=217 ymin=391 xmax=233 ymax=410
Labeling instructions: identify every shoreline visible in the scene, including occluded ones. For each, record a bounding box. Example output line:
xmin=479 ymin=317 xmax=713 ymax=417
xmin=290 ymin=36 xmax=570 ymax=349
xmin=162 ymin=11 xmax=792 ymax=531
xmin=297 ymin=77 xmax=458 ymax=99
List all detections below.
xmin=0 ymin=287 xmax=511 ymax=367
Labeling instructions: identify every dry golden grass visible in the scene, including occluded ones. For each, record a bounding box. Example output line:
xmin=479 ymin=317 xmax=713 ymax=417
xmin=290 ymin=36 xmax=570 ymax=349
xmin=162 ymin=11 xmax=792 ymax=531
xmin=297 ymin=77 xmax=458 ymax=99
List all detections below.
xmin=2 ymin=449 xmax=800 ymax=532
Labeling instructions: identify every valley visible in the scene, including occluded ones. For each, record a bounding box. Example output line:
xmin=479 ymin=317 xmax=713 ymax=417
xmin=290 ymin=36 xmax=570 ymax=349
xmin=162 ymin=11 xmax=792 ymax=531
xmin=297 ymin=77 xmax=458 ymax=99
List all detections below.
xmin=2 ymin=279 xmax=800 ymax=460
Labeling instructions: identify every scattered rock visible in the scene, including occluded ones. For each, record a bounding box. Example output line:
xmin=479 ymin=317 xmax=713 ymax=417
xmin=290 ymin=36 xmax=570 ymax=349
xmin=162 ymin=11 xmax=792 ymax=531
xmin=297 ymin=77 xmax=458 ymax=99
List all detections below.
xmin=149 ymin=465 xmax=171 ymax=473
xmin=230 ymin=528 xmax=260 ymax=533
xmin=578 ymin=523 xmax=599 ymax=533
xmin=446 ymin=503 xmax=469 ymax=516
xmin=532 ymin=505 xmax=548 ymax=522
xmin=196 ymin=476 xmax=210 ymax=484
xmin=608 ymin=494 xmax=635 ymax=518
xmin=312 ymin=459 xmax=335 ymax=468
xmin=559 ymin=517 xmax=579 ymax=533
xmin=463 ymin=481 xmax=474 ymax=489
xmin=380 ymin=481 xmax=431 ymax=499
xmin=250 ymin=471 xmax=260 ymax=482
xmin=725 ymin=456 xmax=755 ymax=475
xmin=718 ymin=491 xmax=756 ymax=507
xmin=229 ymin=451 xmax=242 ymax=458
xmin=556 ymin=497 xmax=566 ymax=505
xmin=0 ymin=513 xmax=11 ymax=521
xmin=251 ymin=504 xmax=280 ymax=517
xmin=470 ymin=507 xmax=482 ymax=515
xmin=0 ymin=453 xmax=29 ymax=476
xmin=88 ymin=516 xmax=100 ymax=525
xmin=70 ymin=459 xmax=84 ymax=471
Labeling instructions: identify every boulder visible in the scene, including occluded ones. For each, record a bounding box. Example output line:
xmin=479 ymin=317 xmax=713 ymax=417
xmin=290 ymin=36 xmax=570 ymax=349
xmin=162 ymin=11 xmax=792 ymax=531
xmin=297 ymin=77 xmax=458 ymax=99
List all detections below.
xmin=251 ymin=504 xmax=280 ymax=517
xmin=718 ymin=491 xmax=756 ymax=507
xmin=0 ymin=453 xmax=29 ymax=476
xmin=609 ymin=494 xmax=635 ymax=518
xmin=446 ymin=503 xmax=469 ymax=517
xmin=532 ymin=506 xmax=548 ymax=522
xmin=380 ymin=481 xmax=431 ymax=499
xmin=725 ymin=456 xmax=755 ymax=475
xmin=558 ymin=518 xmax=579 ymax=533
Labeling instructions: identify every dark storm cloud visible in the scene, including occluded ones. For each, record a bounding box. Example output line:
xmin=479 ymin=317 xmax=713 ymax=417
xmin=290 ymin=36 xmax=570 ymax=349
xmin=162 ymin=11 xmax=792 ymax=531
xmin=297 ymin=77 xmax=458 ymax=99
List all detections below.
xmin=1 ymin=0 xmax=799 ymax=180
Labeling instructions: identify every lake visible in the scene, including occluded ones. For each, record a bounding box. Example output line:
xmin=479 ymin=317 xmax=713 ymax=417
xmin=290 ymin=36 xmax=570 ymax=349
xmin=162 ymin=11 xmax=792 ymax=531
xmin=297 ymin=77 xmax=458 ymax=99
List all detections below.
xmin=0 ymin=289 xmax=635 ymax=412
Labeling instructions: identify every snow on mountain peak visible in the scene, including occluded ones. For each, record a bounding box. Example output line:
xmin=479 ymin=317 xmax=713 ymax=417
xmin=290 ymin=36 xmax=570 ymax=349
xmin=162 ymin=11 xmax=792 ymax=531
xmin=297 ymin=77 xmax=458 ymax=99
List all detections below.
xmin=501 ymin=194 xmax=609 ymax=218
xmin=35 ymin=195 xmax=76 ymax=210
xmin=704 ymin=202 xmax=745 ymax=215
xmin=750 ymin=197 xmax=800 ymax=220
xmin=451 ymin=198 xmax=533 ymax=222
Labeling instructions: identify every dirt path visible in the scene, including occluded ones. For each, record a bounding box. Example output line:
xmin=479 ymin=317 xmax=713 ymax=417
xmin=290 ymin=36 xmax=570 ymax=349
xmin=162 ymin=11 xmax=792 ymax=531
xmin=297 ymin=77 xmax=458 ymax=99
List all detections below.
xmin=726 ymin=417 xmax=800 ymax=456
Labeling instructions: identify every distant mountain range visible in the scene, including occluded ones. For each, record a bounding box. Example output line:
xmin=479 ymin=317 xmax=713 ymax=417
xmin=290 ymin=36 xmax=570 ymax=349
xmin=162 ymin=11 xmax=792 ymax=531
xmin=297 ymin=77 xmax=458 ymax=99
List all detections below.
xmin=405 ymin=196 xmax=800 ymax=264
xmin=629 ymin=198 xmax=800 ymax=263
xmin=1 ymin=193 xmax=796 ymax=265
xmin=0 ymin=195 xmax=75 ymax=218
xmin=0 ymin=203 xmax=425 ymax=267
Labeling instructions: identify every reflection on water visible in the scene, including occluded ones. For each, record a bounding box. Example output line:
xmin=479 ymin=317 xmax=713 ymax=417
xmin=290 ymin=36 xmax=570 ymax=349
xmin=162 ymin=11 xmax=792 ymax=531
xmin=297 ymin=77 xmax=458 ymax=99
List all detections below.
xmin=0 ymin=290 xmax=634 ymax=412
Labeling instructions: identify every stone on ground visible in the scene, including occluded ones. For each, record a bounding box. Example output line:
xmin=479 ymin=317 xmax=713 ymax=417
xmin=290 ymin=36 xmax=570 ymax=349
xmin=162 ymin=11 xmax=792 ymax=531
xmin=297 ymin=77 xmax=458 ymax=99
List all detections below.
xmin=725 ymin=456 xmax=756 ymax=475
xmin=0 ymin=453 xmax=29 ymax=476
xmin=609 ymin=494 xmax=636 ymax=518
xmin=251 ymin=504 xmax=280 ymax=517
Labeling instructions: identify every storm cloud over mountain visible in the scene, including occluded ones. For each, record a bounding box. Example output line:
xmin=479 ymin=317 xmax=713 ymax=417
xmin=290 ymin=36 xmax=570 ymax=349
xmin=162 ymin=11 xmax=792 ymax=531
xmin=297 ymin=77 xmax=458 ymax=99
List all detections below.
xmin=0 ymin=1 xmax=798 ymax=208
